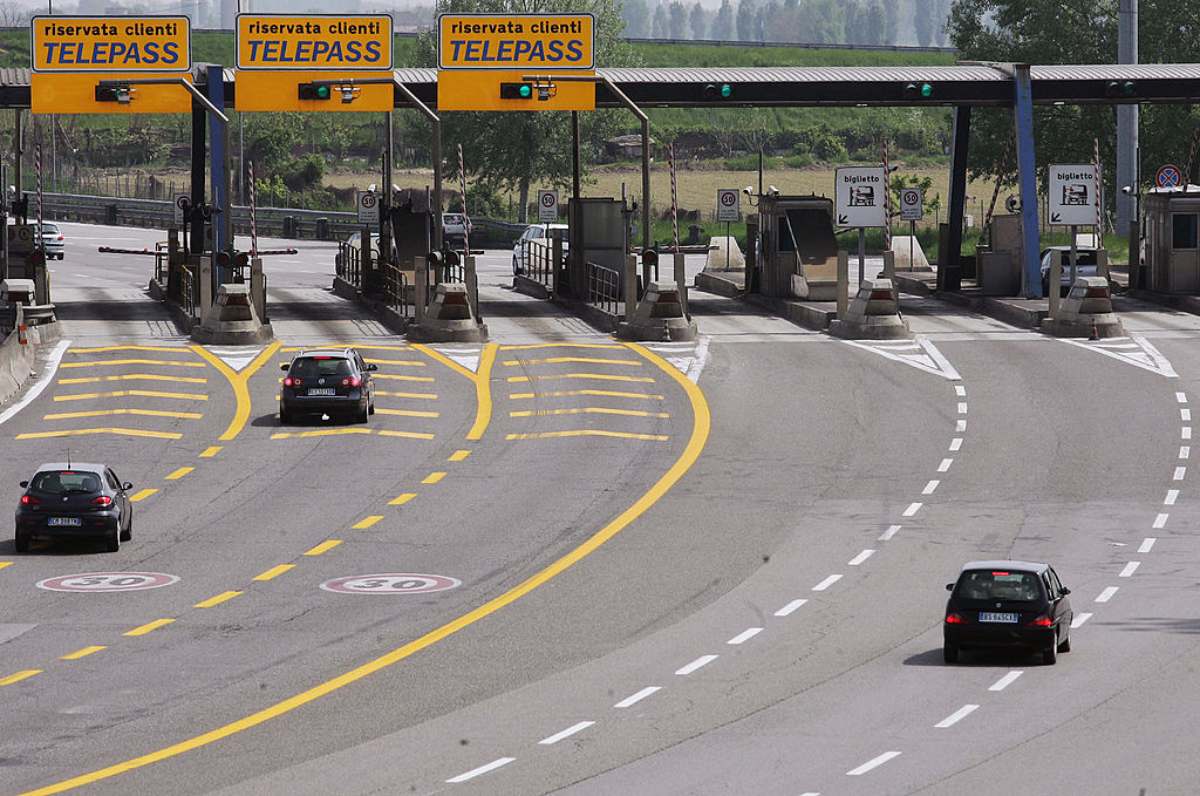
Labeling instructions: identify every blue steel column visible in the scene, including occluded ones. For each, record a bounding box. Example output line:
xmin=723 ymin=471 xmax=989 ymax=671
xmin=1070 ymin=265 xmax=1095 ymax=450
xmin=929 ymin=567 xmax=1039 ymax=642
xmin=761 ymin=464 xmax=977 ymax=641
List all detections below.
xmin=1013 ymin=64 xmax=1042 ymax=298
xmin=941 ymin=106 xmax=970 ymax=292
xmin=206 ymin=64 xmax=230 ymax=284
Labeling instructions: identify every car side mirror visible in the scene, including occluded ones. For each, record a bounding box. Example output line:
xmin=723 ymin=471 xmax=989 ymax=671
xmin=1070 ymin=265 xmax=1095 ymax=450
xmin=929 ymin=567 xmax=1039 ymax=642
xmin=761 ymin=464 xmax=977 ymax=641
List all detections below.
xmin=1060 ymin=587 xmax=1070 ymax=596
xmin=19 ymin=480 xmax=28 ymax=488
xmin=280 ymin=363 xmax=290 ymax=372
xmin=945 ymin=583 xmax=954 ymax=591
xmin=366 ymin=363 xmax=378 ymax=372
xmin=123 ymin=482 xmax=133 ymax=491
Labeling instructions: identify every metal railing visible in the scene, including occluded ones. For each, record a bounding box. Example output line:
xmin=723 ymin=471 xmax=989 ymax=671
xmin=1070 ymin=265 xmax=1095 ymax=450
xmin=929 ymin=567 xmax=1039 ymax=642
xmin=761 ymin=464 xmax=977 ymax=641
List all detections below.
xmin=337 ymin=241 xmax=362 ymax=289
xmin=382 ymin=262 xmax=410 ymax=318
xmin=439 ymin=251 xmax=465 ymax=284
xmin=179 ymin=265 xmax=196 ymax=320
xmin=586 ymin=261 xmax=622 ymax=318
xmin=524 ymin=239 xmax=561 ymax=290
xmin=154 ymin=241 xmax=169 ymax=285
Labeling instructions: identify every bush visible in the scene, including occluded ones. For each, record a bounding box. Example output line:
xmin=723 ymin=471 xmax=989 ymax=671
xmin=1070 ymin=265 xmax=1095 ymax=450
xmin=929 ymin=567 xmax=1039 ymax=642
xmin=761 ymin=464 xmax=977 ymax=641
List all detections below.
xmin=723 ymin=154 xmax=762 ymax=171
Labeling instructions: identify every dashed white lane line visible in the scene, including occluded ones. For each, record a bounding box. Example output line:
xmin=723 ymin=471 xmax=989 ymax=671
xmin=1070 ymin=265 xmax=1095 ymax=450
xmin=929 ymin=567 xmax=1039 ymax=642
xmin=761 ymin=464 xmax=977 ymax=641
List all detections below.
xmin=445 ymin=757 xmax=516 ymax=783
xmin=957 ymin=402 xmax=968 ymax=415
xmin=1183 ymin=408 xmax=1192 ymax=422
xmin=1181 ymin=446 xmax=1191 ymax=460
xmin=1173 ymin=466 xmax=1186 ymax=481
xmin=955 ymin=385 xmax=967 ymax=397
xmin=1153 ymin=513 xmax=1169 ymax=529
xmin=922 ymin=479 xmax=940 ymax=495
xmin=846 ymin=751 xmax=902 ymax=776
xmin=1071 ymin=612 xmax=1093 ymax=629
xmin=613 ymin=686 xmax=660 ymax=708
xmin=812 ymin=574 xmax=843 ymax=591
xmin=879 ymin=524 xmax=901 ymax=541
xmin=727 ymin=627 xmax=764 ymax=645
xmin=1177 ymin=392 xmax=1188 ymax=404
xmin=848 ymin=549 xmax=875 ymax=566
xmin=902 ymin=502 xmax=923 ymax=517
xmin=1182 ymin=427 xmax=1192 ymax=440
xmin=949 ymin=437 xmax=963 ymax=451
xmin=1139 ymin=537 xmax=1157 ymax=554
xmin=1165 ymin=489 xmax=1180 ymax=506
xmin=775 ymin=599 xmax=807 ymax=617
xmin=988 ymin=670 xmax=1024 ymax=692
xmin=938 ymin=458 xmax=953 ymax=472
xmin=675 ymin=654 xmax=719 ymax=676
xmin=1119 ymin=561 xmax=1141 ymax=578
xmin=934 ymin=704 xmax=980 ymax=729
xmin=538 ymin=721 xmax=595 ymax=745
xmin=956 ymin=419 xmax=967 ymax=432
xmin=1095 ymin=586 xmax=1119 ymax=603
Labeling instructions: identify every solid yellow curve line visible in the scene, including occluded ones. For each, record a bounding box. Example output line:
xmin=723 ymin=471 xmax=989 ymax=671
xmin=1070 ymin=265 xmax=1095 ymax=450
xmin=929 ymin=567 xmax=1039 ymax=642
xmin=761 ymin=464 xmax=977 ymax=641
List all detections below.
xmin=409 ymin=342 xmax=497 ymax=442
xmin=190 ymin=342 xmax=282 ymax=442
xmin=21 ymin=342 xmax=710 ymax=796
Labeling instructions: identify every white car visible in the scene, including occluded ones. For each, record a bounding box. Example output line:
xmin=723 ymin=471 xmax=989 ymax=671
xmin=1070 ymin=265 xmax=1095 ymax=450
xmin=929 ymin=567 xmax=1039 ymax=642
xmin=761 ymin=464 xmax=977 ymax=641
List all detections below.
xmin=1040 ymin=246 xmax=1099 ymax=296
xmin=39 ymin=222 xmax=64 ymax=260
xmin=442 ymin=213 xmax=472 ymax=245
xmin=513 ymin=223 xmax=568 ymax=275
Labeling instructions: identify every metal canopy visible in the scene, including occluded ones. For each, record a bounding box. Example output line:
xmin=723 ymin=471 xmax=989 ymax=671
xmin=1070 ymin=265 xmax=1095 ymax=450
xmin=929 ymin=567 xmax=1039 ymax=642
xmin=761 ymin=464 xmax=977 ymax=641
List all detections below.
xmin=3 ymin=63 xmax=1200 ymax=108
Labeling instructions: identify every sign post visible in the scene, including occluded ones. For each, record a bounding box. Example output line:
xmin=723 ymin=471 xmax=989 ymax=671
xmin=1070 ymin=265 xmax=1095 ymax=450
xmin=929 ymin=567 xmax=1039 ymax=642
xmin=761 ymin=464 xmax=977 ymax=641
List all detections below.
xmin=356 ymin=190 xmax=380 ymax=224
xmin=899 ymin=187 xmax=924 ymax=272
xmin=716 ymin=188 xmax=740 ymax=273
xmin=538 ymin=189 xmax=559 ymax=223
xmin=835 ymin=166 xmax=887 ymax=284
xmin=1049 ymin=163 xmax=1099 ymax=287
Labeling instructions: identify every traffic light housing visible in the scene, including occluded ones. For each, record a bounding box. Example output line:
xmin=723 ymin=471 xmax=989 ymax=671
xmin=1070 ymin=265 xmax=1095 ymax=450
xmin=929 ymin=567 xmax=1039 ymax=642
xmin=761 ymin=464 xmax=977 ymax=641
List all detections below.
xmin=903 ymin=82 xmax=934 ymax=100
xmin=703 ymin=83 xmax=733 ymax=100
xmin=500 ymin=82 xmax=535 ymax=100
xmin=298 ymin=82 xmax=332 ymax=101
xmin=1105 ymin=80 xmax=1136 ymax=98
xmin=95 ymin=84 xmax=133 ymax=104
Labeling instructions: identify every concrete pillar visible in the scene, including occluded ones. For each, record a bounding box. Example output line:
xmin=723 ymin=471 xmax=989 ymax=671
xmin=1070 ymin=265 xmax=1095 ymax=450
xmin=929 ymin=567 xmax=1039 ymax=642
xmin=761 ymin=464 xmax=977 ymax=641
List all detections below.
xmin=674 ymin=251 xmax=688 ymax=317
xmin=624 ymin=253 xmax=637 ymax=320
xmin=250 ymin=256 xmax=265 ymax=322
xmin=1013 ymin=65 xmax=1043 ymax=298
xmin=414 ymin=255 xmax=427 ymax=322
xmin=1049 ymin=250 xmax=1062 ymax=318
xmin=837 ymin=250 xmax=850 ymax=320
xmin=465 ymin=254 xmax=478 ymax=320
xmin=1117 ymin=0 xmax=1139 ymax=231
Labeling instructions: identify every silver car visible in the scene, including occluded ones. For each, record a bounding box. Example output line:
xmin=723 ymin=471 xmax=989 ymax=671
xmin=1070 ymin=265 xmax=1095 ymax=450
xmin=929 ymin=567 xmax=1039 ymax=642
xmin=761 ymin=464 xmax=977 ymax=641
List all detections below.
xmin=39 ymin=222 xmax=64 ymax=260
xmin=513 ymin=223 xmax=569 ymax=275
xmin=1040 ymin=246 xmax=1098 ymax=296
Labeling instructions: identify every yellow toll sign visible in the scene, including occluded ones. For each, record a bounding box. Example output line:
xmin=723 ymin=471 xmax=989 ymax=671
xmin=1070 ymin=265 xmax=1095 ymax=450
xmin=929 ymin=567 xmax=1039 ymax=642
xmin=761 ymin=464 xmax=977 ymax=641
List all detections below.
xmin=31 ymin=15 xmax=191 ymax=72
xmin=237 ymin=13 xmax=393 ymax=71
xmin=438 ymin=13 xmax=594 ymax=71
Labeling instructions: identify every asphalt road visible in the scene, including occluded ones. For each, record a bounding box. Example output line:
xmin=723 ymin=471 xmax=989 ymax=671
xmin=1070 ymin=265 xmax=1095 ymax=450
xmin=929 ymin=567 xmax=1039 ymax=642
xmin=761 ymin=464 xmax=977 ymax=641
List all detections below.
xmin=3 ymin=222 xmax=1200 ymax=795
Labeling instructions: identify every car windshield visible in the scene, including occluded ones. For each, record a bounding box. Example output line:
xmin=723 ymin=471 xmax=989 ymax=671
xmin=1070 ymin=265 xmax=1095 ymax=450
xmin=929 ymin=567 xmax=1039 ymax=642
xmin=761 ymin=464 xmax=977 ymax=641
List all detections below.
xmin=32 ymin=470 xmax=102 ymax=495
xmin=955 ymin=570 xmax=1043 ymax=602
xmin=290 ymin=357 xmax=354 ymax=378
xmin=40 ymin=224 xmax=59 ymax=234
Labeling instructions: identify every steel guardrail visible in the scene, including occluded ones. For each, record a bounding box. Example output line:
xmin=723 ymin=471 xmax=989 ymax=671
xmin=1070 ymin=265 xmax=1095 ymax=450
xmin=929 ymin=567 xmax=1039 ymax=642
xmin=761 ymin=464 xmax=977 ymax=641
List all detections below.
xmin=586 ymin=261 xmax=622 ymax=318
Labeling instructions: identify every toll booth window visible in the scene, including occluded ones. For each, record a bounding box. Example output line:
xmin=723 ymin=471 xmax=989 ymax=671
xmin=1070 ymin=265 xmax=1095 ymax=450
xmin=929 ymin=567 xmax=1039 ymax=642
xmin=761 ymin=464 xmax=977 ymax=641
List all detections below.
xmin=1172 ymin=214 xmax=1198 ymax=250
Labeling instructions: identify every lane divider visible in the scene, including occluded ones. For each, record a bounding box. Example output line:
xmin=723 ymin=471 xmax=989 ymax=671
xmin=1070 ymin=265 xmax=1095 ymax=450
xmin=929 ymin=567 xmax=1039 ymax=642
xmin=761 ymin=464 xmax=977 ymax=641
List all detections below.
xmin=60 ymin=646 xmax=106 ymax=661
xmin=253 ymin=564 xmax=295 ymax=582
xmin=194 ymin=591 xmax=242 ymax=609
xmin=123 ymin=619 xmax=174 ymax=637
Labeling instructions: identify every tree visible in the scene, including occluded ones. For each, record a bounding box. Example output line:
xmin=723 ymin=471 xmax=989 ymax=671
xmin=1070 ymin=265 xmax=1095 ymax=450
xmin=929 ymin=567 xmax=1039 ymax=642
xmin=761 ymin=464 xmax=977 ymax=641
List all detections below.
xmin=807 ymin=0 xmax=843 ymax=44
xmin=622 ymin=0 xmax=650 ymax=37
xmin=863 ymin=0 xmax=886 ymax=46
xmin=652 ymin=1 xmax=670 ymax=37
xmin=712 ymin=0 xmax=735 ymax=38
xmin=668 ymin=0 xmax=689 ymax=38
xmin=737 ymin=0 xmax=760 ymax=41
xmin=914 ymin=0 xmax=935 ymax=47
xmin=690 ymin=2 xmax=708 ymax=39
xmin=758 ymin=0 xmax=780 ymax=43
xmin=883 ymin=0 xmax=899 ymax=46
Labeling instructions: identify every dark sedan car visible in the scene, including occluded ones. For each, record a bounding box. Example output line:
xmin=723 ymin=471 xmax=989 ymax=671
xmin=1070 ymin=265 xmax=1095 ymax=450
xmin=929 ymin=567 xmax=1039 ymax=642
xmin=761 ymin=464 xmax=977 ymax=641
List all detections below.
xmin=279 ymin=348 xmax=377 ymax=424
xmin=15 ymin=463 xmax=134 ymax=553
xmin=944 ymin=560 xmax=1073 ymax=665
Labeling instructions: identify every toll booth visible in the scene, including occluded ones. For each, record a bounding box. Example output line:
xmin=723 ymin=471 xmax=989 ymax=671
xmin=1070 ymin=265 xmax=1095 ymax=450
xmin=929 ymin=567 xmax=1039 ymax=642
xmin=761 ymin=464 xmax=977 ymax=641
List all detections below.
xmin=1144 ymin=186 xmax=1200 ymax=294
xmin=566 ymin=197 xmax=633 ymax=300
xmin=755 ymin=195 xmax=839 ymax=300
xmin=387 ymin=188 xmax=435 ymax=300
xmin=5 ymin=224 xmax=50 ymax=305
xmin=974 ymin=214 xmax=1026 ymax=296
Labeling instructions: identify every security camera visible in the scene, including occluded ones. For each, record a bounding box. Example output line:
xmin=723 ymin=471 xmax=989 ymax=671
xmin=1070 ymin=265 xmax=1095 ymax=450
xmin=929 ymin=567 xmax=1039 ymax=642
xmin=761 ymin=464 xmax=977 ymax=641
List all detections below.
xmin=743 ymin=186 xmax=754 ymax=196
xmin=367 ymin=183 xmax=378 ymax=193
xmin=768 ymin=185 xmax=780 ymax=196
xmin=1121 ymin=186 xmax=1132 ymax=195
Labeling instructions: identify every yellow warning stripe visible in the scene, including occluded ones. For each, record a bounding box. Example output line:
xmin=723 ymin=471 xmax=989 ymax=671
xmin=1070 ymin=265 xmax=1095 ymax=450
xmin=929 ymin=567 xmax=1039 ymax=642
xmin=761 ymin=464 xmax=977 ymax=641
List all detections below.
xmin=509 ymin=407 xmax=670 ymax=419
xmin=194 ymin=591 xmax=242 ymax=609
xmin=506 ymin=430 xmax=669 ymax=442
xmin=507 ymin=373 xmax=656 ymax=384
xmin=499 ymin=343 xmax=624 ymax=351
xmin=365 ymin=358 xmax=426 ymax=367
xmin=448 ymin=449 xmax=471 ymax=462
xmin=57 ymin=374 xmax=209 ymax=385
xmin=60 ymin=646 xmax=106 ymax=661
xmin=69 ymin=345 xmax=191 ymax=354
xmin=389 ymin=492 xmax=417 ymax=505
xmin=43 ymin=408 xmax=203 ymax=421
xmin=0 ymin=669 xmax=42 ymax=686
xmin=374 ymin=408 xmax=440 ymax=418
xmin=60 ymin=359 xmax=206 ymax=369
xmin=372 ymin=373 xmax=436 ymax=383
xmin=165 ymin=467 xmax=194 ymax=481
xmin=280 ymin=344 xmax=410 ymax=352
xmin=129 ymin=488 xmax=158 ymax=502
xmin=253 ymin=564 xmax=295 ymax=582
xmin=123 ymin=618 xmax=174 ymax=637
xmin=502 ymin=356 xmax=641 ymax=368
xmin=374 ymin=390 xmax=437 ymax=400
xmin=304 ymin=539 xmax=341 ymax=556
xmin=508 ymin=389 xmax=664 ymax=401
xmin=54 ymin=389 xmax=208 ymax=402
xmin=270 ymin=428 xmax=435 ymax=441
xmin=16 ymin=427 xmax=184 ymax=441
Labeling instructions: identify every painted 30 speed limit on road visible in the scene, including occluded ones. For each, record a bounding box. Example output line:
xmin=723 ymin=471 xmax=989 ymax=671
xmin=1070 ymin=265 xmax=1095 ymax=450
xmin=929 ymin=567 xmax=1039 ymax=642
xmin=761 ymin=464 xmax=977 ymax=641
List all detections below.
xmin=320 ymin=573 xmax=461 ymax=595
xmin=37 ymin=572 xmax=180 ymax=593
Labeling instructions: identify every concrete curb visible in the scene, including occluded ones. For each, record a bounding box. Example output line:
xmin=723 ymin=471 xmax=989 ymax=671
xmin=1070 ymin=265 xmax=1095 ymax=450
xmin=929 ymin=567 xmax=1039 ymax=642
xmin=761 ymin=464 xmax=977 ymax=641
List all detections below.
xmin=0 ymin=310 xmax=59 ymax=408
xmin=513 ymin=275 xmax=552 ymax=300
xmin=694 ymin=271 xmax=744 ymax=298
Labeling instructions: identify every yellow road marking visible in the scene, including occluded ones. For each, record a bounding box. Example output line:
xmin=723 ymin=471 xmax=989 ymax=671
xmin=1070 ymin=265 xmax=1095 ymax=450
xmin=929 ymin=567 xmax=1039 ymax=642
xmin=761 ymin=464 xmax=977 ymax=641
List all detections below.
xmin=271 ymin=428 xmax=435 ymax=441
xmin=60 ymin=646 xmax=106 ymax=661
xmin=352 ymin=515 xmax=384 ymax=530
xmin=502 ymin=356 xmax=641 ymax=368
xmin=0 ymin=561 xmax=12 ymax=571
xmin=54 ymin=389 xmax=208 ymax=403
xmin=506 ymin=430 xmax=670 ymax=442
xmin=58 ymin=374 xmax=208 ymax=385
xmin=42 ymin=408 xmax=203 ymax=421
xmin=374 ymin=408 xmax=440 ymax=418
xmin=377 ymin=430 xmax=437 ymax=440
xmin=253 ymin=564 xmax=295 ymax=582
xmin=70 ymin=345 xmax=190 ymax=354
xmin=409 ymin=343 xmax=477 ymax=381
xmin=448 ymin=449 xmax=471 ymax=462
xmin=199 ymin=446 xmax=223 ymax=458
xmin=372 ymin=373 xmax=436 ymax=383
xmin=16 ymin=428 xmax=183 ymax=441
xmin=129 ymin=488 xmax=159 ymax=502
xmin=280 ymin=344 xmax=410 ymax=352
xmin=506 ymin=373 xmax=655 ymax=384
xmin=22 ymin=341 xmax=710 ymax=796
xmin=165 ymin=467 xmax=194 ymax=481
xmin=304 ymin=539 xmax=342 ymax=556
xmin=123 ymin=618 xmax=174 ymax=637
xmin=365 ymin=358 xmax=426 ymax=367
xmin=0 ymin=669 xmax=42 ymax=686
xmin=422 ymin=471 xmax=447 ymax=485
xmin=388 ymin=493 xmax=417 ymax=506
xmin=499 ymin=343 xmax=624 ymax=350
xmin=194 ymin=591 xmax=242 ymax=609
xmin=510 ymin=407 xmax=670 ymax=419
xmin=508 ymin=389 xmax=664 ymax=401
xmin=469 ymin=344 xmax=498 ymax=441
xmin=191 ymin=342 xmax=282 ymax=442
xmin=60 ymin=358 xmax=206 ymax=369
xmin=374 ymin=390 xmax=437 ymax=400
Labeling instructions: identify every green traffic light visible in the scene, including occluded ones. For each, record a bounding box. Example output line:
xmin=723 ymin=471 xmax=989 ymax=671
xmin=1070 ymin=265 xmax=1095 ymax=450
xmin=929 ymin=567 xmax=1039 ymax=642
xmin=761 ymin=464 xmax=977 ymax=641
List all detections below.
xmin=920 ymin=82 xmax=933 ymax=98
xmin=720 ymin=83 xmax=732 ymax=98
xmin=316 ymin=84 xmax=330 ymax=100
xmin=519 ymin=84 xmax=532 ymax=99
xmin=1122 ymin=80 xmax=1136 ymax=96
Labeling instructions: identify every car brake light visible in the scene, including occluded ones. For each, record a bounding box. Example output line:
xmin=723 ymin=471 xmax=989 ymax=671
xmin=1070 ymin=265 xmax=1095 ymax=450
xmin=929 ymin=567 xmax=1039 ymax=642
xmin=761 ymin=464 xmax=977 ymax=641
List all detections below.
xmin=945 ymin=613 xmax=966 ymax=625
xmin=342 ymin=376 xmax=362 ymax=388
xmin=283 ymin=376 xmax=296 ymax=387
xmin=1084 ymin=287 xmax=1109 ymax=298
xmin=20 ymin=495 xmax=39 ymax=506
xmin=1030 ymin=615 xmax=1053 ymax=627
xmin=991 ymin=571 xmax=1010 ymax=576
xmin=314 ymin=356 xmax=332 ymax=360
xmin=56 ymin=235 xmax=64 ymax=241
xmin=92 ymin=495 xmax=113 ymax=507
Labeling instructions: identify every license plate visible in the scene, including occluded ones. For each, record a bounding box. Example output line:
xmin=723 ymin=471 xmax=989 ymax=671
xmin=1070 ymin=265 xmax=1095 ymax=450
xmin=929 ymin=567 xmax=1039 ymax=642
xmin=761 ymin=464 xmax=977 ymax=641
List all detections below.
xmin=308 ymin=388 xmax=336 ymax=396
xmin=979 ymin=612 xmax=1019 ymax=623
xmin=47 ymin=517 xmax=82 ymax=527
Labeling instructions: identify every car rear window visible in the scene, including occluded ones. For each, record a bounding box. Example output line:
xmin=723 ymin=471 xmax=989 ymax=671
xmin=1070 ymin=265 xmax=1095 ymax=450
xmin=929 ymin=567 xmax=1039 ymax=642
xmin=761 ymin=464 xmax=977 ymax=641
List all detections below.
xmin=290 ymin=357 xmax=354 ymax=378
xmin=32 ymin=471 xmax=102 ymax=494
xmin=955 ymin=570 xmax=1043 ymax=602
xmin=445 ymin=214 xmax=464 ymax=223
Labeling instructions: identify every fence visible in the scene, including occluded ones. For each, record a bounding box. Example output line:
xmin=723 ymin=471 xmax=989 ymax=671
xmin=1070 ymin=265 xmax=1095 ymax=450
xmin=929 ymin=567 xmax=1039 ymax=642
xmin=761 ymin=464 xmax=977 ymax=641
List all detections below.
xmin=524 ymin=239 xmax=563 ymax=291
xmin=337 ymin=241 xmax=363 ymax=288
xmin=586 ymin=261 xmax=622 ymax=318
xmin=382 ymin=262 xmax=410 ymax=319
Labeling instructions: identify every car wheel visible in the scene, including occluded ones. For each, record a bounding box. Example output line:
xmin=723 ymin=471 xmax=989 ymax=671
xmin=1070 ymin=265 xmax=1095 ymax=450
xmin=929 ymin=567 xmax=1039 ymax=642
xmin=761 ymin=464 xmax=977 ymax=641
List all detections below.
xmin=1057 ymin=628 xmax=1071 ymax=653
xmin=14 ymin=531 xmax=30 ymax=553
xmin=279 ymin=404 xmax=291 ymax=425
xmin=357 ymin=403 xmax=370 ymax=424
xmin=104 ymin=527 xmax=120 ymax=553
xmin=943 ymin=643 xmax=959 ymax=664
xmin=120 ymin=514 xmax=132 ymax=543
xmin=1042 ymin=641 xmax=1058 ymax=665
xmin=368 ymin=399 xmax=375 ymax=416
xmin=513 ymin=255 xmax=521 ymax=276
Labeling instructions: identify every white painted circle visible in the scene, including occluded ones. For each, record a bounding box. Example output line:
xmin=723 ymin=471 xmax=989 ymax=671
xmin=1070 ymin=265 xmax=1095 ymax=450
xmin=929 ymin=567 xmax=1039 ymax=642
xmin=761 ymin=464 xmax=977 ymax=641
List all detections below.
xmin=37 ymin=571 xmax=180 ymax=593
xmin=320 ymin=573 xmax=461 ymax=595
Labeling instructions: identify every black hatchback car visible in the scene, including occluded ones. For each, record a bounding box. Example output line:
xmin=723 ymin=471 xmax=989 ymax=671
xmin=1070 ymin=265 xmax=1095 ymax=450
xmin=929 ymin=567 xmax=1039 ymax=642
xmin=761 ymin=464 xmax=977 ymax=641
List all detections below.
xmin=944 ymin=560 xmax=1073 ymax=665
xmin=279 ymin=348 xmax=377 ymax=424
xmin=15 ymin=463 xmax=134 ymax=553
